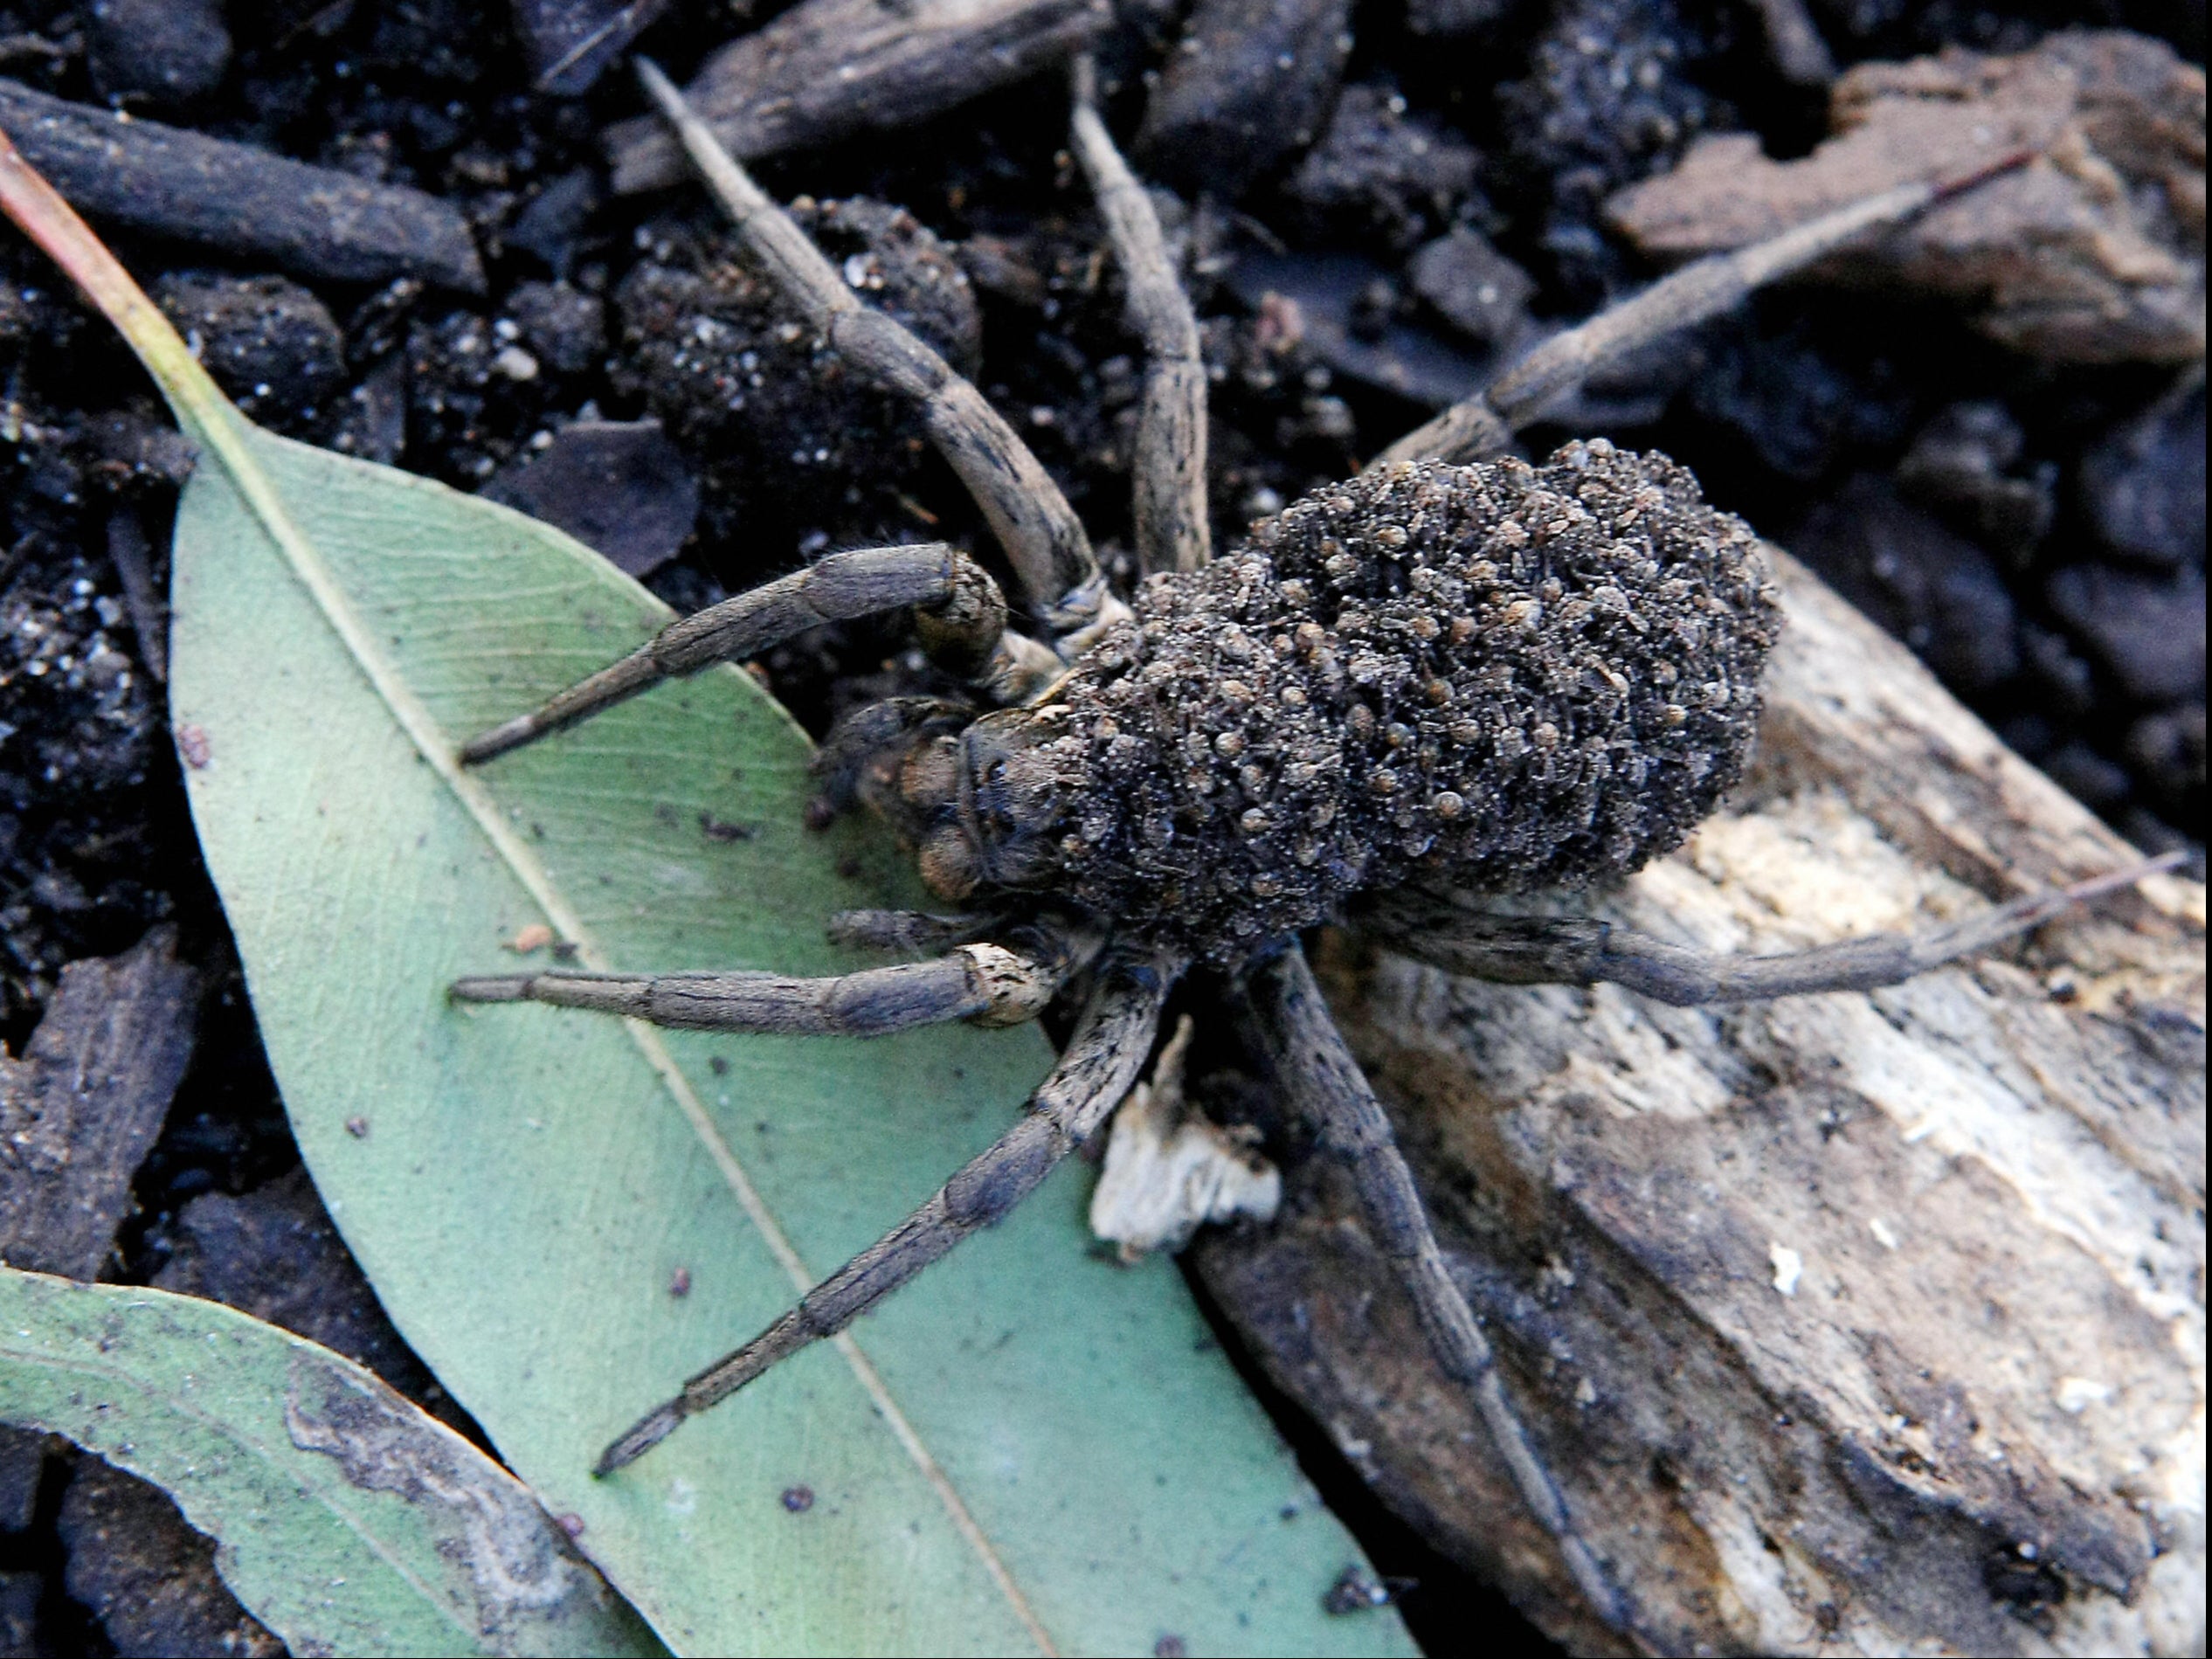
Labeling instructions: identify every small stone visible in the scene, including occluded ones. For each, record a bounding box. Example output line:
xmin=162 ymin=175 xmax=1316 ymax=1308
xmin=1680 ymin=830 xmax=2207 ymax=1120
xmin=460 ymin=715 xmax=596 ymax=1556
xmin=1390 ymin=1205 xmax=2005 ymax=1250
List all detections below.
xmin=156 ymin=273 xmax=345 ymax=437
xmin=669 ymin=1265 xmax=692 ymax=1297
xmin=1408 ymin=227 xmax=1538 ymax=349
xmin=344 ymin=1116 xmax=370 ymax=1139
xmin=2045 ymin=563 xmax=2207 ymax=703
xmin=1283 ymin=84 xmax=1483 ymax=252
xmin=481 ymin=419 xmax=700 ymax=579
xmin=2079 ymin=377 xmax=2205 ymax=572
xmin=781 ymin=1484 xmax=815 ymax=1512
xmin=1895 ymin=401 xmax=2054 ymax=558
xmin=1792 ymin=475 xmax=2019 ymax=695
xmin=1136 ymin=0 xmax=1356 ymax=197
xmin=83 ymin=0 xmax=232 ymax=104
xmin=506 ymin=280 xmax=607 ymax=377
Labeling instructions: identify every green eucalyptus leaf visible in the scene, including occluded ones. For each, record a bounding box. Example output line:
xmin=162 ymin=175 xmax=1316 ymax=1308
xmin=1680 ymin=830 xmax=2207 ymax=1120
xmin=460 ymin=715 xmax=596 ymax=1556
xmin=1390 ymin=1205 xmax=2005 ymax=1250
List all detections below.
xmin=0 ymin=1267 xmax=661 ymax=1658
xmin=167 ymin=422 xmax=1414 ymax=1657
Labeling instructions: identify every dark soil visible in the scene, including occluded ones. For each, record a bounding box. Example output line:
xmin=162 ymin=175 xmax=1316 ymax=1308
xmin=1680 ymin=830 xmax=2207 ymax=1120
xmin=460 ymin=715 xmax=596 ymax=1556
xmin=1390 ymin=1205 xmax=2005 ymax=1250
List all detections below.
xmin=0 ymin=0 xmax=2199 ymax=1654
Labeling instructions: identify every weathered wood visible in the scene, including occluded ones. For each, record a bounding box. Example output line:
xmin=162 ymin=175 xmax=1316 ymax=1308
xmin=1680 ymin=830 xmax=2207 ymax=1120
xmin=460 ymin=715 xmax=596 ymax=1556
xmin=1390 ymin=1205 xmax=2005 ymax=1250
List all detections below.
xmin=1195 ymin=550 xmax=2205 ymax=1656
xmin=0 ymin=925 xmax=201 ymax=1557
xmin=603 ymin=0 xmax=1110 ymax=195
xmin=0 ymin=79 xmax=486 ymax=293
xmin=0 ymin=924 xmax=197 ymax=1282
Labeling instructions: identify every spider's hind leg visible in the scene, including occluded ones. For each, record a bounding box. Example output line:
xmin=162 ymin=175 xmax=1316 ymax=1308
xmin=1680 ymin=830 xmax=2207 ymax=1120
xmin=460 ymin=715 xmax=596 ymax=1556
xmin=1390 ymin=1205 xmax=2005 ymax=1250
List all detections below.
xmin=1238 ymin=943 xmax=1635 ymax=1634
xmin=1362 ymin=854 xmax=2182 ymax=1005
xmin=1377 ymin=150 xmax=2031 ymax=467
xmin=596 ymin=944 xmax=1181 ymax=1474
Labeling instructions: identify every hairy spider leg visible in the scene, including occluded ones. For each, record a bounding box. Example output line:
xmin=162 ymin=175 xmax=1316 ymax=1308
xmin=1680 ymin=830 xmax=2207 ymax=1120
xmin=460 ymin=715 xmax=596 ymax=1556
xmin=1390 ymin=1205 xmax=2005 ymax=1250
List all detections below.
xmin=1375 ymin=149 xmax=2034 ymax=468
xmin=596 ymin=947 xmax=1182 ymax=1475
xmin=458 ymin=542 xmax=1056 ymax=764
xmin=452 ymin=921 xmax=1097 ymax=1035
xmin=635 ymin=56 xmax=1127 ymax=648
xmin=1364 ymin=853 xmax=2186 ymax=1003
xmin=1239 ymin=944 xmax=1633 ymax=1632
xmin=1070 ymin=54 xmax=1210 ymax=577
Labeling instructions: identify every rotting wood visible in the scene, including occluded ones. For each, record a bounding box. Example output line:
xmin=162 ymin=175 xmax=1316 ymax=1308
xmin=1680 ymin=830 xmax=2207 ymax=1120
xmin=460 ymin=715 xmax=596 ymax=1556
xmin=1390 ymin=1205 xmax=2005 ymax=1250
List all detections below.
xmin=0 ymin=924 xmax=201 ymax=1544
xmin=602 ymin=0 xmax=1111 ymax=196
xmin=0 ymin=79 xmax=485 ymax=293
xmin=0 ymin=923 xmax=197 ymax=1282
xmin=1194 ymin=549 xmax=2205 ymax=1656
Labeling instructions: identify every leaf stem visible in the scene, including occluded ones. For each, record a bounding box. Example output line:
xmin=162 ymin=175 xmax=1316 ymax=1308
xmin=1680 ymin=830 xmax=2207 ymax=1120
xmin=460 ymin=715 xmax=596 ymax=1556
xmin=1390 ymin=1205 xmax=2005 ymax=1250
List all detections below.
xmin=0 ymin=123 xmax=238 ymax=453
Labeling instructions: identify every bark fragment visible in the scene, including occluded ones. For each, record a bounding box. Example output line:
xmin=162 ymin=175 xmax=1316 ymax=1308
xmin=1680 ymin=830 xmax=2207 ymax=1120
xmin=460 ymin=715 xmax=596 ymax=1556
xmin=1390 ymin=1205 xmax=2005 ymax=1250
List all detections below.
xmin=0 ymin=924 xmax=197 ymax=1282
xmin=603 ymin=0 xmax=1110 ymax=195
xmin=0 ymin=78 xmax=485 ymax=292
xmin=1607 ymin=31 xmax=2207 ymax=363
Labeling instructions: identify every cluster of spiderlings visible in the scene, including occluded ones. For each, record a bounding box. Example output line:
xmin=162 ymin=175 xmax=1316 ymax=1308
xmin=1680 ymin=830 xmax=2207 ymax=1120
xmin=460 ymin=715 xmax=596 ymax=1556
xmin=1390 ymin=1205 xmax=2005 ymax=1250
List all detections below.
xmin=1039 ymin=440 xmax=1780 ymax=964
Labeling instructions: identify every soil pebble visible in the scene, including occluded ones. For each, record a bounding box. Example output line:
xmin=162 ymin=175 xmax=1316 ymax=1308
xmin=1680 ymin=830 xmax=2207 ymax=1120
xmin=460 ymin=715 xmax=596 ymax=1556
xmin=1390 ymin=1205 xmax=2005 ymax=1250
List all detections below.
xmin=2044 ymin=563 xmax=2208 ymax=704
xmin=506 ymin=169 xmax=605 ymax=283
xmin=506 ymin=279 xmax=607 ymax=377
xmin=1791 ymin=474 xmax=2021 ymax=694
xmin=1895 ymin=400 xmax=2054 ymax=560
xmin=1407 ymin=226 xmax=1538 ymax=349
xmin=1136 ymin=0 xmax=1357 ymax=197
xmin=2079 ymin=375 xmax=2206 ymax=571
xmin=149 ymin=1165 xmax=455 ymax=1414
xmin=83 ymin=0 xmax=232 ymax=105
xmin=1283 ymin=83 xmax=1483 ymax=252
xmin=155 ymin=273 xmax=347 ymax=437
xmin=482 ymin=418 xmax=699 ymax=577
xmin=613 ymin=197 xmax=980 ymax=546
xmin=57 ymin=1458 xmax=281 ymax=1658
xmin=1500 ymin=0 xmax=1723 ymax=299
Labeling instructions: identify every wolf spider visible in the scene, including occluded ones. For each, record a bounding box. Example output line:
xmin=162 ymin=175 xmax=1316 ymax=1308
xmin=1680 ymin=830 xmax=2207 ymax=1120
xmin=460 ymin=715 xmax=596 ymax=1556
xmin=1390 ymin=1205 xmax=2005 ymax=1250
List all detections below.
xmin=453 ymin=58 xmax=2162 ymax=1636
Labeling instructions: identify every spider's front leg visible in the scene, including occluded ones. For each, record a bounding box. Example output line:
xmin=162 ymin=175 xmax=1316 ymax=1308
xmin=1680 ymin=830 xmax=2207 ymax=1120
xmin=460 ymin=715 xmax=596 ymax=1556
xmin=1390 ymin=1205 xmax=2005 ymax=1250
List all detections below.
xmin=1069 ymin=54 xmax=1209 ymax=577
xmin=452 ymin=915 xmax=1096 ymax=1035
xmin=459 ymin=542 xmax=1060 ymax=764
xmin=596 ymin=944 xmax=1182 ymax=1474
xmin=1237 ymin=943 xmax=1635 ymax=1634
xmin=635 ymin=58 xmax=1130 ymax=654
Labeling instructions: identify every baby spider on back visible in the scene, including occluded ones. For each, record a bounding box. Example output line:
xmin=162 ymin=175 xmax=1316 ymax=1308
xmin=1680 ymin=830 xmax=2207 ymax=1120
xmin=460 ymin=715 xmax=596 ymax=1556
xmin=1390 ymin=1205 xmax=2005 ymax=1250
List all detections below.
xmin=449 ymin=56 xmax=2163 ymax=1646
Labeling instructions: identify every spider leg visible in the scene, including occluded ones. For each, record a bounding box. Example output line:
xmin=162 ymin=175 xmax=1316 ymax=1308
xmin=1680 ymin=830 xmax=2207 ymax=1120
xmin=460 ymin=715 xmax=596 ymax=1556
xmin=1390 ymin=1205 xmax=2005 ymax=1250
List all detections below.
xmin=460 ymin=542 xmax=1046 ymax=763
xmin=452 ymin=922 xmax=1098 ymax=1034
xmin=1069 ymin=55 xmax=1209 ymax=577
xmin=635 ymin=58 xmax=1125 ymax=647
xmin=1375 ymin=150 xmax=2032 ymax=467
xmin=596 ymin=944 xmax=1181 ymax=1475
xmin=1238 ymin=943 xmax=1632 ymax=1631
xmin=826 ymin=909 xmax=1012 ymax=955
xmin=1365 ymin=853 xmax=2182 ymax=1005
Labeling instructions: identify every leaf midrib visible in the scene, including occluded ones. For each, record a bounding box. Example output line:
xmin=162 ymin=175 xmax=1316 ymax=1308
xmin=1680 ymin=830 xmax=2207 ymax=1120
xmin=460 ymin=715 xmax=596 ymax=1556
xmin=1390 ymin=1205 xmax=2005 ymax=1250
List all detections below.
xmin=198 ymin=420 xmax=1055 ymax=1656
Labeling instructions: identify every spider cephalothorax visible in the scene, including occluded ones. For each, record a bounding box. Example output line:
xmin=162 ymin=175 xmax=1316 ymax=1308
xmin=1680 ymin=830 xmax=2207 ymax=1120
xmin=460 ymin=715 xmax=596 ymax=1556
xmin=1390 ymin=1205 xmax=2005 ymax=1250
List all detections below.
xmin=450 ymin=59 xmax=2150 ymax=1647
xmin=893 ymin=445 xmax=1779 ymax=964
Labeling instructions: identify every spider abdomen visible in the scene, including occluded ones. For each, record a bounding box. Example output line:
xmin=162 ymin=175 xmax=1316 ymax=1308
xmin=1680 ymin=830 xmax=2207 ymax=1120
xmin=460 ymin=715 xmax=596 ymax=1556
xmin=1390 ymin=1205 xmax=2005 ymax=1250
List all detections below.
xmin=1015 ymin=440 xmax=1781 ymax=964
